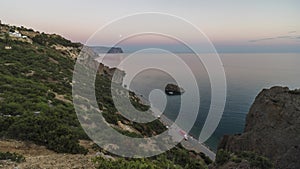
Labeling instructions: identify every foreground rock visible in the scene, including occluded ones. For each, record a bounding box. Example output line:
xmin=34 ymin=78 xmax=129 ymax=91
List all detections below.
xmin=218 ymin=86 xmax=300 ymax=169
xmin=165 ymin=84 xmax=185 ymax=95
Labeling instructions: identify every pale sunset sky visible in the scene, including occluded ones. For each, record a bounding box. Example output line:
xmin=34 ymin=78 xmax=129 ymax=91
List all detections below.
xmin=0 ymin=0 xmax=299 ymax=53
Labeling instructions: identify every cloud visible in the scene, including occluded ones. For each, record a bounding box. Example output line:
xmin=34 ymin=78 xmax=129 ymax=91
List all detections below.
xmin=276 ymin=36 xmax=291 ymax=39
xmin=249 ymin=31 xmax=300 ymax=43
xmin=249 ymin=37 xmax=275 ymax=43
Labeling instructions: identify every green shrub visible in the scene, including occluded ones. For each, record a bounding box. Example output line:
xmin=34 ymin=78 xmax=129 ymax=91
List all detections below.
xmin=0 ymin=152 xmax=25 ymax=163
xmin=215 ymin=150 xmax=274 ymax=169
xmin=237 ymin=151 xmax=273 ymax=169
xmin=216 ymin=149 xmax=231 ymax=165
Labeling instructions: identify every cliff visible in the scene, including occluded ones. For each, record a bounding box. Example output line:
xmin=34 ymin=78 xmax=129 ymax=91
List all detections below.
xmin=217 ymin=86 xmax=300 ymax=169
xmin=78 ymin=46 xmax=125 ymax=84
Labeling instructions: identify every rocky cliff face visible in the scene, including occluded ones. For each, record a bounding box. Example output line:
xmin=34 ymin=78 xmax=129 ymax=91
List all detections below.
xmin=218 ymin=86 xmax=300 ymax=169
xmin=78 ymin=46 xmax=125 ymax=85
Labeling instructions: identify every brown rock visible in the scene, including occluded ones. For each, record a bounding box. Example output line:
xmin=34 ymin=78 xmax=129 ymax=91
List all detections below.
xmin=218 ymin=86 xmax=300 ymax=169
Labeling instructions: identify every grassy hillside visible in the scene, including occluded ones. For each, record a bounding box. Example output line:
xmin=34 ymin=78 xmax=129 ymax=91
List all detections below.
xmin=0 ymin=25 xmax=88 ymax=154
xmin=0 ymin=23 xmax=211 ymax=168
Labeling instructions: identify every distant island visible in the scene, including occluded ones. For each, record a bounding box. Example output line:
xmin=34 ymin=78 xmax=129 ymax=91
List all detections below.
xmin=90 ymin=46 xmax=123 ymax=54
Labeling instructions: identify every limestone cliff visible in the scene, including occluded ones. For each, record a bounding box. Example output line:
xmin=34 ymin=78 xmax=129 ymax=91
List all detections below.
xmin=218 ymin=86 xmax=300 ymax=169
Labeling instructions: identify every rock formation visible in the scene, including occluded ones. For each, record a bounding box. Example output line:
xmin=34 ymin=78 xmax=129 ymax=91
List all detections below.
xmin=218 ymin=86 xmax=300 ymax=169
xmin=165 ymin=84 xmax=185 ymax=95
xmin=107 ymin=47 xmax=123 ymax=53
xmin=90 ymin=46 xmax=123 ymax=54
xmin=77 ymin=46 xmax=125 ymax=85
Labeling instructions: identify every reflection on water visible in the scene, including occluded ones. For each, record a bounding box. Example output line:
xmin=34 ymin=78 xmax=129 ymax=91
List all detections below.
xmin=96 ymin=53 xmax=300 ymax=151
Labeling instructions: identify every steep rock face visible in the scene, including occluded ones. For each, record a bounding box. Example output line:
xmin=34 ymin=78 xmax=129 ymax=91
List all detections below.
xmin=77 ymin=46 xmax=125 ymax=84
xmin=219 ymin=86 xmax=300 ymax=169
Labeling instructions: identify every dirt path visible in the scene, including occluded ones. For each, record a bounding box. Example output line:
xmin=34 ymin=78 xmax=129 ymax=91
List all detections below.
xmin=0 ymin=139 xmax=97 ymax=169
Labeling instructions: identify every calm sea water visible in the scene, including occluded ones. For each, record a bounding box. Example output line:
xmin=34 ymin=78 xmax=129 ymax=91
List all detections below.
xmin=97 ymin=53 xmax=300 ymax=151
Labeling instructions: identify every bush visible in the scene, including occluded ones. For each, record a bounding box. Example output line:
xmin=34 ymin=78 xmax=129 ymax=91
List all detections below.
xmin=93 ymin=156 xmax=181 ymax=169
xmin=237 ymin=151 xmax=273 ymax=169
xmin=215 ymin=150 xmax=274 ymax=169
xmin=7 ymin=114 xmax=88 ymax=154
xmin=0 ymin=152 xmax=25 ymax=163
xmin=216 ymin=149 xmax=231 ymax=165
xmin=32 ymin=33 xmax=81 ymax=48
xmin=47 ymin=126 xmax=88 ymax=154
xmin=200 ymin=152 xmax=213 ymax=164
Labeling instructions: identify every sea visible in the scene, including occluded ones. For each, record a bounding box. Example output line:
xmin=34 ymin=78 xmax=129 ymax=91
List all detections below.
xmin=96 ymin=53 xmax=300 ymax=151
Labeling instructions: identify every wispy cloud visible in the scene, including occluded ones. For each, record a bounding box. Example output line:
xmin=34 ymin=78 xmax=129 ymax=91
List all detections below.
xmin=249 ymin=38 xmax=275 ymax=43
xmin=276 ymin=35 xmax=291 ymax=39
xmin=249 ymin=31 xmax=300 ymax=43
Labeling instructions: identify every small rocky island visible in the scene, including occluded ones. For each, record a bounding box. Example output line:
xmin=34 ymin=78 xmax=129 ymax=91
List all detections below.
xmin=90 ymin=46 xmax=123 ymax=54
xmin=107 ymin=47 xmax=123 ymax=53
xmin=165 ymin=84 xmax=185 ymax=95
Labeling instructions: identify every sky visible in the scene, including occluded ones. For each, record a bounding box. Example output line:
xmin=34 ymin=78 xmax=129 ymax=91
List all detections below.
xmin=0 ymin=0 xmax=300 ymax=53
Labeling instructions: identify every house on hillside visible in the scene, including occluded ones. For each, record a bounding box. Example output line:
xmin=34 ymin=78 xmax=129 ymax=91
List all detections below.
xmin=4 ymin=46 xmax=12 ymax=50
xmin=9 ymin=30 xmax=22 ymax=38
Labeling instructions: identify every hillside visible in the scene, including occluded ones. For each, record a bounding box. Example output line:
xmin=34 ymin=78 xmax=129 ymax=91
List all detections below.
xmin=0 ymin=22 xmax=210 ymax=168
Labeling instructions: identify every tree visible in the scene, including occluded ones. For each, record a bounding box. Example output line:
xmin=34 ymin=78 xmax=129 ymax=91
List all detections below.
xmin=4 ymin=33 xmax=10 ymax=45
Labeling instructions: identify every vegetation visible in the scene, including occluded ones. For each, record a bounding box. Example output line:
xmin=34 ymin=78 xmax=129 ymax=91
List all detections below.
xmin=93 ymin=156 xmax=180 ymax=169
xmin=32 ymin=33 xmax=81 ymax=48
xmin=95 ymin=75 xmax=167 ymax=137
xmin=4 ymin=33 xmax=10 ymax=45
xmin=0 ymin=24 xmax=210 ymax=168
xmin=215 ymin=149 xmax=231 ymax=165
xmin=92 ymin=144 xmax=209 ymax=169
xmin=0 ymin=31 xmax=88 ymax=154
xmin=0 ymin=152 xmax=25 ymax=163
xmin=215 ymin=149 xmax=274 ymax=169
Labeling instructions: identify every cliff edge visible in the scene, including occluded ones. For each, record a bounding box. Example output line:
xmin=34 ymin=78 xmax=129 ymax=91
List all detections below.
xmin=218 ymin=86 xmax=300 ymax=169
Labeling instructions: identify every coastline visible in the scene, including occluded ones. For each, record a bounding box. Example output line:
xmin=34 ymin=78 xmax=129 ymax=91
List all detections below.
xmin=135 ymin=92 xmax=216 ymax=160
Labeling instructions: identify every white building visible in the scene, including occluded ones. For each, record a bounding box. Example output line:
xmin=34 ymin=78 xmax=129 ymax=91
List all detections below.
xmin=9 ymin=30 xmax=22 ymax=38
xmin=4 ymin=46 xmax=12 ymax=50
